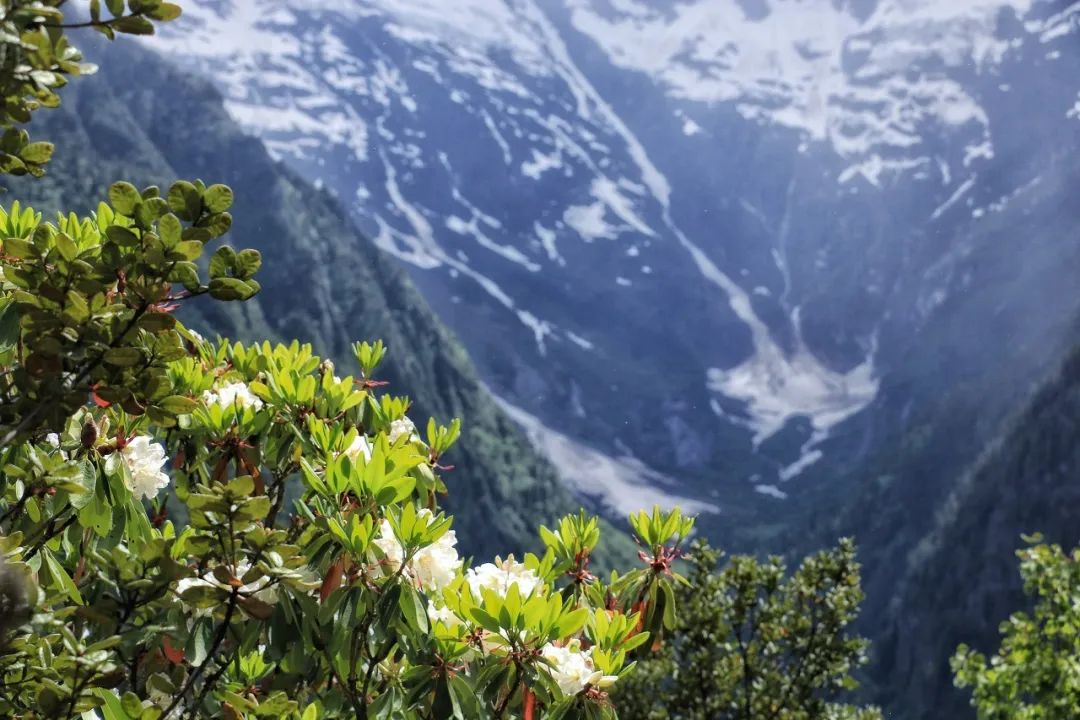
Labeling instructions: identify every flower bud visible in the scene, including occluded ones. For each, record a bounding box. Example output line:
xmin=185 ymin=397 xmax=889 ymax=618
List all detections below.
xmin=81 ymin=418 xmax=99 ymax=449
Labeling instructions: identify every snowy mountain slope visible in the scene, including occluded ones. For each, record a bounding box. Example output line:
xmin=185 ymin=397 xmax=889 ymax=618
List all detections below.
xmin=148 ymin=0 xmax=1080 ymax=517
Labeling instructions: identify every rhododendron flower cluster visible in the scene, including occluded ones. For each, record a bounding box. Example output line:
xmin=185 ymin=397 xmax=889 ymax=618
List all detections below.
xmin=466 ymin=555 xmax=543 ymax=599
xmin=388 ymin=416 xmax=417 ymax=443
xmin=542 ymin=639 xmax=618 ymax=696
xmin=120 ymin=435 xmax=170 ymax=500
xmin=373 ymin=509 xmax=462 ymax=592
xmin=202 ymin=381 xmax=263 ymax=411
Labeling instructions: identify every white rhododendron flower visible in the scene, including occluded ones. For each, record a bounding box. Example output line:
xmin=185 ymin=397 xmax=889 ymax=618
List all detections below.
xmin=229 ymin=560 xmax=278 ymax=603
xmin=373 ymin=510 xmax=461 ymax=592
xmin=372 ymin=518 xmax=405 ymax=573
xmin=388 ymin=417 xmax=417 ymax=444
xmin=344 ymin=433 xmax=373 ymax=462
xmin=120 ymin=436 xmax=170 ymax=500
xmin=541 ymin=639 xmax=616 ymax=696
xmin=427 ymin=602 xmax=462 ymax=629
xmin=174 ymin=576 xmax=215 ymax=622
xmin=411 ymin=511 xmax=461 ymax=591
xmin=202 ymin=381 xmax=263 ymax=411
xmin=466 ymin=556 xmax=541 ymax=600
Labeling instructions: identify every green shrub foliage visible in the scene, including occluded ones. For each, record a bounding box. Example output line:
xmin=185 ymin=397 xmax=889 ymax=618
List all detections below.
xmin=0 ymin=173 xmax=695 ymax=720
xmin=614 ymin=539 xmax=881 ymax=720
xmin=0 ymin=0 xmax=181 ymax=178
xmin=952 ymin=539 xmax=1080 ymax=719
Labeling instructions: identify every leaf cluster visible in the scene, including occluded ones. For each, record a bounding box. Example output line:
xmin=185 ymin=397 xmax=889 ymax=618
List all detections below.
xmin=0 ymin=0 xmax=181 ymax=178
xmin=614 ymin=539 xmax=882 ymax=720
xmin=952 ymin=537 xmax=1080 ymax=720
xmin=0 ymin=179 xmax=255 ymax=445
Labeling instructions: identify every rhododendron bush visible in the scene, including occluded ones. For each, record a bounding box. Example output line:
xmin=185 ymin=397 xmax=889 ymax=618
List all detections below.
xmin=0 ymin=261 xmax=694 ymax=719
xmin=0 ymin=172 xmax=698 ymax=720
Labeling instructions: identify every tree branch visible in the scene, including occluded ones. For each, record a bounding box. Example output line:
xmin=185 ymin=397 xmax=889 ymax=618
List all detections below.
xmin=161 ymin=589 xmax=238 ymax=720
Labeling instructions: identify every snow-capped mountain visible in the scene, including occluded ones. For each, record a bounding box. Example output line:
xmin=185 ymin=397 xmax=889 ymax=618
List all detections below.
xmin=149 ymin=0 xmax=1080 ymax=516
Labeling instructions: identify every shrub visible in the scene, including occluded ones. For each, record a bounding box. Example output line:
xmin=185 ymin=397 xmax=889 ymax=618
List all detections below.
xmin=952 ymin=538 xmax=1080 ymax=719
xmin=614 ymin=539 xmax=881 ymax=720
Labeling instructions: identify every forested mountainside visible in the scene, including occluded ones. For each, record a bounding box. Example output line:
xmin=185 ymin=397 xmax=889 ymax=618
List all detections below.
xmin=864 ymin=339 xmax=1080 ymax=719
xmin=3 ymin=38 xmax=612 ymax=561
xmin=793 ymin=125 xmax=1080 ymax=713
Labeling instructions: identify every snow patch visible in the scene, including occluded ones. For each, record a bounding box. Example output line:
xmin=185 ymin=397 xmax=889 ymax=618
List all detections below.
xmin=754 ymin=484 xmax=788 ymax=500
xmin=496 ymin=397 xmax=718 ymax=516
xmin=564 ymin=202 xmax=617 ymax=241
xmin=565 ymin=0 xmax=1048 ymax=183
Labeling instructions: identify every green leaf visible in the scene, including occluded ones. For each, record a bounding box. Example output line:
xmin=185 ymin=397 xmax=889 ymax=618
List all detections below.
xmin=172 ymin=240 xmax=202 ymax=261
xmin=120 ymin=691 xmax=143 ymax=718
xmin=105 ymin=225 xmax=139 ymax=246
xmin=70 ymin=461 xmax=98 ymax=510
xmin=158 ymin=213 xmax=181 ymax=246
xmin=108 ymin=182 xmax=141 ymax=215
xmin=43 ymin=550 xmax=83 ymax=605
xmin=2 ymin=237 xmax=35 ymax=259
xmin=19 ymin=142 xmax=54 ymax=164
xmin=167 ymin=181 xmax=201 ymax=220
xmin=94 ymin=690 xmax=133 ymax=720
xmin=168 ymin=261 xmax=200 ymax=289
xmin=135 ymin=312 xmax=176 ymax=332
xmin=203 ymin=184 xmax=234 ymax=213
xmin=149 ymin=2 xmax=182 ymax=21
xmin=209 ymin=277 xmax=258 ymax=301
xmin=209 ymin=246 xmax=235 ymax=280
xmin=54 ymin=233 xmax=78 ymax=262
xmin=399 ymin=584 xmax=430 ymax=635
xmin=103 ymin=347 xmax=143 ymax=367
xmin=448 ymin=674 xmax=481 ymax=720
xmin=234 ymin=248 xmax=261 ymax=279
xmin=202 ymin=212 xmax=232 ymax=239
xmin=113 ymin=15 xmax=156 ymax=35
xmin=160 ymin=395 xmax=197 ymax=414
xmin=186 ymin=618 xmax=214 ymax=666
xmin=660 ymin=580 xmax=677 ymax=630
xmin=0 ymin=298 xmax=19 ymax=355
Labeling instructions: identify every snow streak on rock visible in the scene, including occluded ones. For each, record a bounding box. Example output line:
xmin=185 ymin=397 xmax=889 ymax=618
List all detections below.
xmin=496 ymin=396 xmax=718 ymax=516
